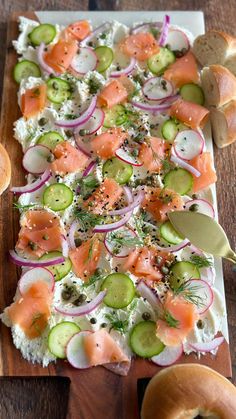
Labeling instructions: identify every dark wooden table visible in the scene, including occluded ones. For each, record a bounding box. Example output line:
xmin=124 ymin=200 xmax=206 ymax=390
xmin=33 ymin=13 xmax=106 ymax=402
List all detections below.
xmin=0 ymin=1 xmax=235 ymax=418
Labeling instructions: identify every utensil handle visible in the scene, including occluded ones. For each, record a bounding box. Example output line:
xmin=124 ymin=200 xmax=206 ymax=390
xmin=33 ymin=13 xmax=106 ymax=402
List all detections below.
xmin=225 ymin=250 xmax=236 ymax=264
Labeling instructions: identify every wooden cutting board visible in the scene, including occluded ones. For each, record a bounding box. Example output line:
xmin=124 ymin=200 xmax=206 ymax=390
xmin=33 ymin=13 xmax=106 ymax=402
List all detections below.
xmin=0 ymin=11 xmax=232 ymax=419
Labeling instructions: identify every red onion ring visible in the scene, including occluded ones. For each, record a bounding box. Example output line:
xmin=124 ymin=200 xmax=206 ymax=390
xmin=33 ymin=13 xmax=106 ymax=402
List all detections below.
xmin=123 ymin=186 xmax=133 ymax=204
xmin=93 ymin=211 xmax=132 ymax=233
xmin=9 ymin=249 xmax=64 ymax=267
xmin=136 ymin=280 xmax=162 ymax=310
xmin=170 ymin=154 xmax=201 ymax=178
xmin=55 ymin=290 xmax=106 ymax=316
xmin=55 ymin=96 xmax=97 ymax=128
xmin=158 ymin=14 xmax=170 ymax=47
xmin=107 ymin=189 xmax=144 ymax=216
xmin=68 ymin=220 xmax=81 ymax=249
xmin=80 ymin=22 xmax=111 ymax=47
xmin=82 ymin=160 xmax=97 ymax=177
xmin=155 ymin=238 xmax=190 ymax=253
xmin=37 ymin=43 xmax=56 ymax=74
xmin=110 ymin=58 xmax=137 ymax=78
xmin=131 ymin=100 xmax=171 ymax=113
xmin=10 ymin=169 xmax=51 ymax=194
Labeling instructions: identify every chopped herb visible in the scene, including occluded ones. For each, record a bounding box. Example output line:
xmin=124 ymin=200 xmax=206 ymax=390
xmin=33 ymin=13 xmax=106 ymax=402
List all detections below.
xmin=164 ymin=310 xmax=179 ymax=328
xmin=74 ymin=208 xmax=103 ymax=229
xmin=161 ymin=158 xmax=172 ymax=173
xmin=100 ymin=32 xmax=107 ymax=39
xmin=190 ymin=255 xmax=213 ymax=269
xmin=82 ymin=268 xmax=106 ymax=288
xmin=88 ymin=78 xmax=100 ymax=94
xmin=106 ymin=230 xmax=143 ymax=255
xmin=64 ymin=114 xmax=77 ymax=120
xmin=172 ymin=281 xmax=206 ymax=308
xmin=105 ymin=312 xmax=129 ymax=334
xmin=77 ymin=174 xmax=99 ymax=199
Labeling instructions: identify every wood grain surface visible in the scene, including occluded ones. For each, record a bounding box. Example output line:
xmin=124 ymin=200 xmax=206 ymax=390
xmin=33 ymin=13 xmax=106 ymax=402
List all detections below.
xmin=0 ymin=2 xmax=235 ymax=419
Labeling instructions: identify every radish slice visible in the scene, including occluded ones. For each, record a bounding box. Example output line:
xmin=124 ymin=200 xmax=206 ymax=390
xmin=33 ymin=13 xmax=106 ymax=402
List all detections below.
xmin=110 ymin=58 xmax=136 ymax=78
xmin=22 ymin=145 xmax=52 ymax=175
xmin=184 ymin=279 xmax=214 ymax=315
xmin=104 ymin=226 xmax=137 ymax=258
xmin=189 ymin=336 xmax=224 ymax=353
xmin=70 ymin=47 xmax=97 ymax=75
xmin=116 ymin=147 xmax=143 ymax=167
xmin=170 ymin=154 xmax=201 ymax=177
xmin=75 ymin=108 xmax=104 ymax=136
xmin=55 ymin=290 xmax=106 ymax=316
xmin=19 ymin=267 xmax=55 ymax=295
xmin=165 ymin=29 xmax=190 ymax=52
xmin=136 ymin=280 xmax=161 ymax=311
xmin=142 ymin=77 xmax=174 ymax=101
xmin=151 ymin=344 xmax=183 ymax=366
xmin=66 ymin=331 xmax=91 ymax=369
xmin=174 ymin=130 xmax=204 ymax=161
xmin=185 ymin=198 xmax=215 ymax=218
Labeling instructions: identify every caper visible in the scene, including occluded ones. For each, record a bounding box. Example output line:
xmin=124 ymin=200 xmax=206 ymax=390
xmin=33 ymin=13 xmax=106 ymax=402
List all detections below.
xmin=65 ymin=130 xmax=73 ymax=138
xmin=52 ymin=82 xmax=59 ymax=90
xmin=101 ymin=323 xmax=107 ymax=328
xmin=189 ymin=203 xmax=199 ymax=212
xmin=74 ymin=238 xmax=82 ymax=247
xmin=38 ymin=117 xmax=48 ymax=126
xmin=28 ymin=241 xmax=38 ymax=251
xmin=197 ymin=319 xmax=204 ymax=329
xmin=156 ymin=256 xmax=163 ymax=266
xmin=90 ymin=317 xmax=97 ymax=324
xmin=79 ymin=129 xmax=90 ymax=136
xmin=61 ymin=289 xmax=73 ymax=301
xmin=142 ymin=312 xmax=151 ymax=321
xmin=161 ymin=266 xmax=169 ymax=275
xmin=192 ymin=194 xmax=198 ymax=199
xmin=78 ymin=294 xmax=87 ymax=303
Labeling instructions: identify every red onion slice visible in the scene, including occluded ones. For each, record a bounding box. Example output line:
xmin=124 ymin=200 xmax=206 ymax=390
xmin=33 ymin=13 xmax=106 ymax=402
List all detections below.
xmin=174 ymin=130 xmax=204 ymax=161
xmin=136 ymin=280 xmax=161 ymax=311
xmin=110 ymin=58 xmax=136 ymax=78
xmin=22 ymin=145 xmax=51 ymax=175
xmin=55 ymin=290 xmax=106 ymax=316
xmin=142 ymin=77 xmax=174 ymax=101
xmin=184 ymin=279 xmax=214 ymax=315
xmin=55 ymin=95 xmax=97 ymax=128
xmin=123 ymin=186 xmax=133 ymax=204
xmin=68 ymin=220 xmax=80 ymax=249
xmin=75 ymin=108 xmax=105 ymax=136
xmin=185 ymin=198 xmax=215 ymax=218
xmin=158 ymin=15 xmax=170 ymax=47
xmin=131 ymin=100 xmax=171 ymax=113
xmin=9 ymin=249 xmax=64 ymax=267
xmin=37 ymin=43 xmax=55 ymax=74
xmin=19 ymin=267 xmax=55 ymax=295
xmin=155 ymin=238 xmax=189 ymax=253
xmin=151 ymin=343 xmax=183 ymax=366
xmin=189 ymin=336 xmax=224 ymax=353
xmin=70 ymin=47 xmax=97 ymax=75
xmin=93 ymin=211 xmax=132 ymax=233
xmin=82 ymin=160 xmax=97 ymax=178
xmin=108 ymin=189 xmax=144 ymax=216
xmin=104 ymin=226 xmax=137 ymax=258
xmin=165 ymin=29 xmax=190 ymax=52
xmin=11 ymin=168 xmax=52 ymax=194
xmin=170 ymin=154 xmax=201 ymax=178
xmin=80 ymin=22 xmax=111 ymax=47
xmin=66 ymin=331 xmax=92 ymax=369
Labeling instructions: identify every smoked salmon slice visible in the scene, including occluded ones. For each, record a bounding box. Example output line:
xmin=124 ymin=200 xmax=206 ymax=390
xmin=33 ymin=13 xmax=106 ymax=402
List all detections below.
xmin=139 ymin=137 xmax=170 ymax=173
xmin=69 ymin=237 xmax=102 ymax=281
xmin=169 ymin=99 xmax=209 ymax=129
xmin=16 ymin=210 xmax=62 ymax=258
xmin=91 ymin=128 xmax=128 ymax=159
xmin=21 ymin=84 xmax=47 ymax=119
xmin=83 ymin=329 xmax=129 ymax=366
xmin=164 ymin=51 xmax=199 ymax=87
xmin=156 ymin=291 xmax=199 ymax=346
xmin=189 ymin=152 xmax=217 ymax=192
xmin=98 ymin=80 xmax=128 ymax=108
xmin=51 ymin=141 xmax=89 ymax=175
xmin=142 ymin=187 xmax=184 ymax=222
xmin=84 ymin=178 xmax=123 ymax=215
xmin=6 ymin=281 xmax=52 ymax=339
xmin=66 ymin=20 xmax=91 ymax=41
xmin=120 ymin=32 xmax=159 ymax=61
xmin=44 ymin=39 xmax=78 ymax=73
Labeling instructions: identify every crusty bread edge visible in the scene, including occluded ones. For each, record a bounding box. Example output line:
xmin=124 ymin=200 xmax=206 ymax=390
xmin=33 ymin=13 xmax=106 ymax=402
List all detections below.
xmin=0 ymin=143 xmax=11 ymax=195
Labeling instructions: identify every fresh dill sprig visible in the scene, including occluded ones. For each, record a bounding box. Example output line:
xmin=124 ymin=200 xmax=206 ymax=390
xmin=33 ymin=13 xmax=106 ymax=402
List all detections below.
xmin=74 ymin=208 xmax=103 ymax=229
xmin=164 ymin=310 xmax=179 ymax=328
xmin=173 ymin=281 xmax=206 ymax=308
xmin=77 ymin=174 xmax=99 ymax=199
xmin=134 ymin=210 xmax=149 ymax=240
xmin=13 ymin=202 xmax=37 ymax=210
xmin=82 ymin=268 xmax=105 ymax=288
xmin=190 ymin=255 xmax=213 ymax=269
xmin=105 ymin=312 xmax=129 ymax=334
xmin=106 ymin=230 xmax=143 ymax=255
xmin=161 ymin=158 xmax=172 ymax=173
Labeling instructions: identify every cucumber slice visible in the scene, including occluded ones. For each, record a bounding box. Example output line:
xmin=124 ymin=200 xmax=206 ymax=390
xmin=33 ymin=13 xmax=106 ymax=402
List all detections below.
xmin=147 ymin=47 xmax=175 ymax=75
xmin=48 ymin=321 xmax=80 ymax=358
xmin=102 ymin=157 xmax=133 ymax=185
xmin=103 ymin=104 xmax=127 ymax=128
xmin=46 ymin=77 xmax=72 ymax=104
xmin=161 ymin=119 xmax=188 ymax=143
xmin=180 ymin=83 xmax=205 ymax=105
xmin=130 ymin=321 xmax=165 ymax=358
xmin=43 ymin=183 xmax=74 ymax=211
xmin=170 ymin=261 xmax=200 ymax=289
xmin=13 ymin=60 xmax=41 ymax=84
xmin=160 ymin=220 xmax=184 ymax=245
xmin=163 ymin=168 xmax=193 ymax=195
xmin=101 ymin=273 xmax=135 ymax=309
xmin=28 ymin=24 xmax=56 ymax=46
xmin=95 ymin=46 xmax=114 ymax=73
xmin=39 ymin=251 xmax=72 ymax=281
xmin=37 ymin=131 xmax=64 ymax=150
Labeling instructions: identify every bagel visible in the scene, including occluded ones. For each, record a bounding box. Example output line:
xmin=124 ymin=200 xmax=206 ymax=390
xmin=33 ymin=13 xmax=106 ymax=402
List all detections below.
xmin=141 ymin=364 xmax=236 ymax=419
xmin=0 ymin=143 xmax=11 ymax=195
